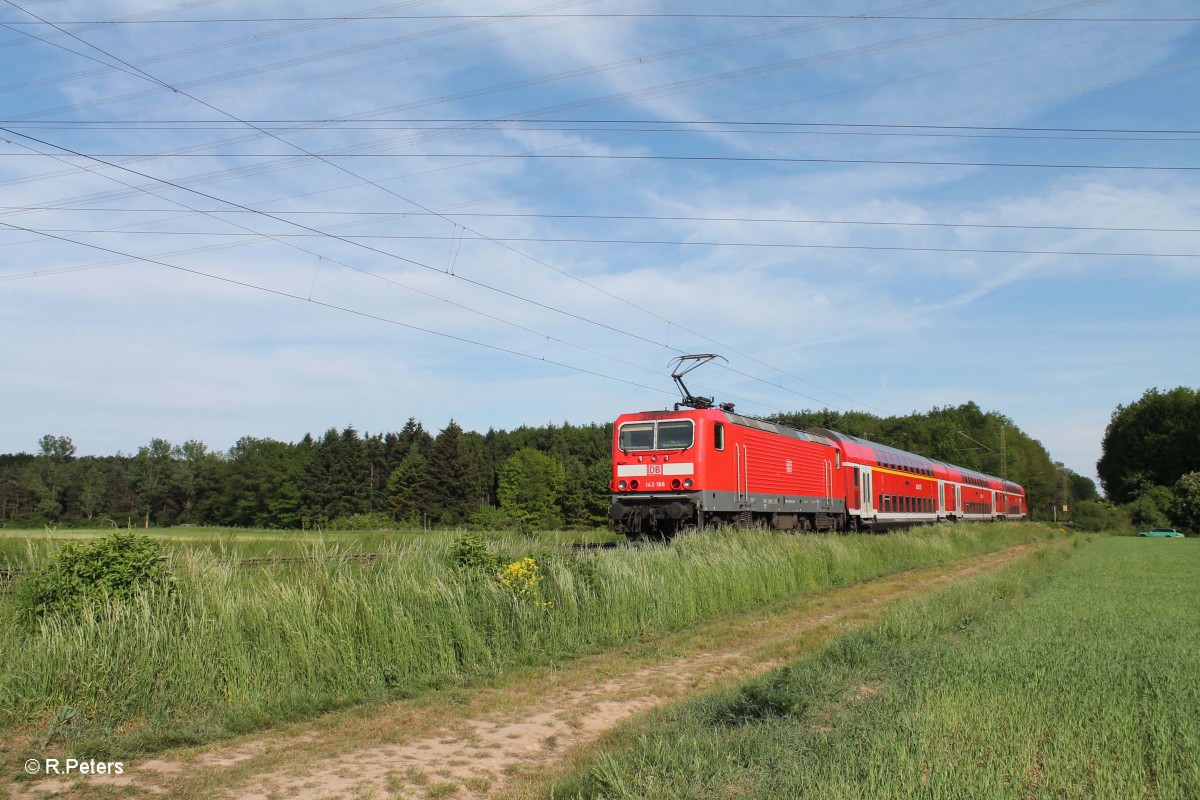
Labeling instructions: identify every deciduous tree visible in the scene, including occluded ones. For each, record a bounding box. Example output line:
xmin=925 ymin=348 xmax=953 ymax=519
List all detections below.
xmin=498 ymin=448 xmax=564 ymax=528
xmin=1098 ymin=387 xmax=1200 ymax=504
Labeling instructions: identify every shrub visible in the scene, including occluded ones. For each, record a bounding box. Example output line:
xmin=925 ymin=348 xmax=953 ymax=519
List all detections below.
xmin=14 ymin=532 xmax=174 ymax=623
xmin=1124 ymin=485 xmax=1173 ymax=529
xmin=1070 ymin=500 xmax=1131 ymax=533
xmin=448 ymin=532 xmax=500 ymax=575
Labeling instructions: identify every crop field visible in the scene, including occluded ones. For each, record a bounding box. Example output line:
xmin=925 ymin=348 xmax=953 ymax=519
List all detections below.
xmin=0 ymin=523 xmax=1055 ymax=767
xmin=556 ymin=537 xmax=1200 ymax=799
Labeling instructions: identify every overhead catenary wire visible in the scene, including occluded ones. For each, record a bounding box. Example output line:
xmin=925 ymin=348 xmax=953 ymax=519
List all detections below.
xmin=9 ymin=227 xmax=1199 ymax=260
xmin=8 ymin=119 xmax=1200 ymax=136
xmin=0 ymin=89 xmax=827 ymax=416
xmin=2 ymin=0 xmax=1152 ymax=417
xmin=0 ymin=0 xmax=1102 ymax=141
xmin=4 ymin=206 xmax=1198 ymax=235
xmin=0 ymin=217 xmax=691 ymax=403
xmin=0 ymin=5 xmax=1145 ymax=205
xmin=3 ymin=0 xmax=884 ymax=414
xmin=10 ymin=25 xmax=1175 ymax=233
xmin=3 ymin=151 xmax=1196 ymax=171
xmin=3 ymin=13 xmax=1196 ymax=23
xmin=0 ymin=0 xmax=885 ymax=111
xmin=0 ymin=127 xmax=761 ymax=401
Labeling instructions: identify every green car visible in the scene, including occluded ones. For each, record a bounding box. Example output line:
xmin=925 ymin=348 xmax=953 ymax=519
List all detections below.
xmin=1137 ymin=528 xmax=1184 ymax=538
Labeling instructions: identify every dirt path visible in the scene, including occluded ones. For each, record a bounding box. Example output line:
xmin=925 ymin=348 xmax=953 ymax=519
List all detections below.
xmin=16 ymin=542 xmax=1044 ymax=800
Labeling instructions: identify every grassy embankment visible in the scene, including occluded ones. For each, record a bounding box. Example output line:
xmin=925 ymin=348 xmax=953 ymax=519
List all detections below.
xmin=0 ymin=523 xmax=1057 ymax=761
xmin=555 ymin=536 xmax=1199 ymax=799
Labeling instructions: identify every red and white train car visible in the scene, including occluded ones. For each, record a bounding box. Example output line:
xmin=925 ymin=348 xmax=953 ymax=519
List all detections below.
xmin=609 ymin=408 xmax=1026 ymax=540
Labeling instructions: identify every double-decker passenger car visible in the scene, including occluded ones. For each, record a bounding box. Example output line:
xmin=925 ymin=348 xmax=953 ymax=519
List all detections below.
xmin=608 ymin=408 xmax=1026 ymax=541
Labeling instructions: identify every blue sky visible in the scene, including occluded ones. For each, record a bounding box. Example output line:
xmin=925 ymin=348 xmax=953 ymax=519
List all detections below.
xmin=1 ymin=0 xmax=1198 ymax=486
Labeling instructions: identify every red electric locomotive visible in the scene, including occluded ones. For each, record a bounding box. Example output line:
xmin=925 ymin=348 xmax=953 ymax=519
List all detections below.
xmin=607 ymin=355 xmax=1026 ymax=541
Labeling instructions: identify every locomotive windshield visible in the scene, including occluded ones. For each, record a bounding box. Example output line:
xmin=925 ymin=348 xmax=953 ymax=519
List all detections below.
xmin=657 ymin=420 xmax=693 ymax=449
xmin=618 ymin=419 xmax=694 ymax=451
xmin=618 ymin=423 xmax=655 ymax=451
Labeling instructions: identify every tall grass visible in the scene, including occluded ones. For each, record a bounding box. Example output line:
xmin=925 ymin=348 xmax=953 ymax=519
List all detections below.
xmin=0 ymin=523 xmax=1054 ymax=755
xmin=557 ymin=537 xmax=1200 ymax=799
xmin=0 ymin=526 xmax=619 ymax=568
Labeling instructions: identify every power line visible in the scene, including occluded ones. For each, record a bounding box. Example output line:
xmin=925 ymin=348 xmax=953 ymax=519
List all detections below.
xmin=4 ymin=123 xmax=1196 ymax=143
xmin=5 ymin=150 xmax=1197 ymax=171
xmin=5 ymin=206 xmax=1197 ymax=235
xmin=0 ymin=125 xmax=718 ymax=369
xmin=6 ymin=0 xmax=882 ymax=414
xmin=1 ymin=105 xmax=846 ymax=414
xmin=13 ymin=227 xmax=1200 ymax=259
xmin=0 ymin=117 xmax=858 ymax=412
xmin=8 ymin=119 xmax=1199 ymax=136
xmin=0 ymin=2 xmax=1138 ymax=203
xmin=4 ymin=0 xmax=1123 ymax=416
xmin=0 ymin=217 xmax=689 ymax=402
xmin=4 ymin=14 xmax=1196 ymax=23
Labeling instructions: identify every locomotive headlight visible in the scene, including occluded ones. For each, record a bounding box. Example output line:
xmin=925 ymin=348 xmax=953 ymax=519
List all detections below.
xmin=630 ymin=479 xmax=639 ymax=490
xmin=618 ymin=480 xmax=628 ymax=491
xmin=671 ymin=478 xmax=681 ymax=489
xmin=684 ymin=478 xmax=693 ymax=489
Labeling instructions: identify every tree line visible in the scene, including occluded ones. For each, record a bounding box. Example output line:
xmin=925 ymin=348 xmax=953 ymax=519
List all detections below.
xmin=3 ymin=420 xmax=613 ymax=530
xmin=2 ymin=402 xmax=1088 ymax=530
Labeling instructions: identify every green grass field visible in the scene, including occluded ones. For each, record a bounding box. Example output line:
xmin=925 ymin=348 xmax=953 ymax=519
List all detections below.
xmin=0 ymin=523 xmax=1055 ymax=760
xmin=556 ymin=537 xmax=1200 ymax=799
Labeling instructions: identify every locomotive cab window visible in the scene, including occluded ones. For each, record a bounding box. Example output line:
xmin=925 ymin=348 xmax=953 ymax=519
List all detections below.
xmin=713 ymin=422 xmax=725 ymax=451
xmin=618 ymin=419 xmax=694 ymax=452
xmin=657 ymin=420 xmax=694 ymax=450
xmin=618 ymin=423 xmax=655 ymax=451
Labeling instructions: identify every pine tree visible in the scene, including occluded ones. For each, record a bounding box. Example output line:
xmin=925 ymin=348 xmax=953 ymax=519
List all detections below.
xmin=429 ymin=420 xmax=481 ymax=525
xmin=385 ymin=449 xmax=431 ymax=525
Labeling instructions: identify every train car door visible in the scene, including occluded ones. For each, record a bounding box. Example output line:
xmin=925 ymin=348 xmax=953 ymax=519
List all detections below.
xmin=853 ymin=466 xmax=873 ymax=515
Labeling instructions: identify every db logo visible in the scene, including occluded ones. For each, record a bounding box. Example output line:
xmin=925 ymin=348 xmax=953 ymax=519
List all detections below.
xmin=648 ymin=464 xmax=663 ymax=475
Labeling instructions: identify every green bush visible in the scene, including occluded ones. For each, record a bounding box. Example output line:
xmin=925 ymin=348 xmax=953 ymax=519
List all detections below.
xmin=448 ymin=531 xmax=500 ymax=574
xmin=1070 ymin=499 xmax=1132 ymax=533
xmin=14 ymin=532 xmax=174 ymax=623
xmin=1124 ymin=485 xmax=1173 ymax=529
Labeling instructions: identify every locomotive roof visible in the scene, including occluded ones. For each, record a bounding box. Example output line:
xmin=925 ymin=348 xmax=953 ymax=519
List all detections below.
xmin=724 ymin=412 xmax=834 ymax=447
